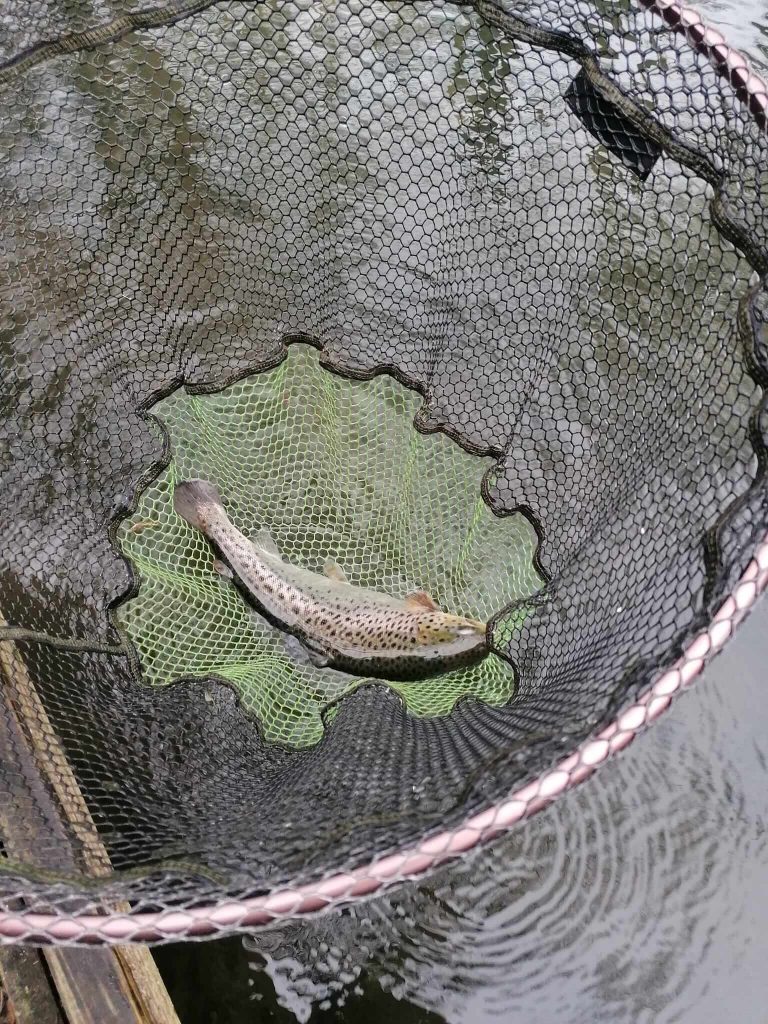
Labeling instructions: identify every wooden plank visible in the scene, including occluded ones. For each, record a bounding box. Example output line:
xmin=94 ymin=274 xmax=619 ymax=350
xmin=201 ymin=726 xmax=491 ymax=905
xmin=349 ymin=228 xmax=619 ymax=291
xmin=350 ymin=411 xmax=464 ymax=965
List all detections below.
xmin=0 ymin=620 xmax=179 ymax=1024
xmin=0 ymin=947 xmax=62 ymax=1024
xmin=44 ymin=947 xmax=177 ymax=1024
xmin=0 ymin=626 xmax=112 ymax=877
xmin=112 ymin=948 xmax=179 ymax=1024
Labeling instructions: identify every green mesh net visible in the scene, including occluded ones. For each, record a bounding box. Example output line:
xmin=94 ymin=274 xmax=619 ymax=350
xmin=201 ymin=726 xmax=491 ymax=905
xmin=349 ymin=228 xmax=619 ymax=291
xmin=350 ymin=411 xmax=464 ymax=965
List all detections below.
xmin=116 ymin=344 xmax=542 ymax=747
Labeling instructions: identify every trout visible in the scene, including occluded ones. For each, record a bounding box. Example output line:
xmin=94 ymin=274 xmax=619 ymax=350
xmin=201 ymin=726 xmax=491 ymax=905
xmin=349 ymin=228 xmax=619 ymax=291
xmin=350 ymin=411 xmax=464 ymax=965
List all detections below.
xmin=173 ymin=479 xmax=488 ymax=680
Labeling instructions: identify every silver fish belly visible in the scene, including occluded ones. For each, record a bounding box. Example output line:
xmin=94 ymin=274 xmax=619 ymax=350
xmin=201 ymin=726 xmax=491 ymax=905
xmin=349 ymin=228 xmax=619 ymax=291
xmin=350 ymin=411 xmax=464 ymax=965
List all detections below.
xmin=173 ymin=479 xmax=488 ymax=680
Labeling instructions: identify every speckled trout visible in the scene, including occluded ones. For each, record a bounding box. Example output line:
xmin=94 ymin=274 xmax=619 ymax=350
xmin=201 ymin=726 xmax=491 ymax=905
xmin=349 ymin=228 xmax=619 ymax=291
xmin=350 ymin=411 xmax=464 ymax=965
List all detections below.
xmin=173 ymin=480 xmax=488 ymax=680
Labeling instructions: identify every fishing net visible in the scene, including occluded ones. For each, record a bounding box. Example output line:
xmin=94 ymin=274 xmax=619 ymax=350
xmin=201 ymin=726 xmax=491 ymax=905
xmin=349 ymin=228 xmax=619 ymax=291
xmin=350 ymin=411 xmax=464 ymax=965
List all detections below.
xmin=117 ymin=344 xmax=540 ymax=748
xmin=0 ymin=0 xmax=767 ymax=943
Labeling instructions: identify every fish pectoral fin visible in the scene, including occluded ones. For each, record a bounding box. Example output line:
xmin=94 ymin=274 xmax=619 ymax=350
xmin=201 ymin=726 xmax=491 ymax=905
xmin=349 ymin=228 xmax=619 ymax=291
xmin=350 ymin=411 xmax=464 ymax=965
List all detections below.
xmin=323 ymin=557 xmax=349 ymax=583
xmin=252 ymin=528 xmax=282 ymax=559
xmin=283 ymin=633 xmax=323 ymax=667
xmin=283 ymin=631 xmax=332 ymax=669
xmin=212 ymin=558 xmax=234 ymax=581
xmin=404 ymin=589 xmax=441 ymax=612
xmin=299 ymin=634 xmax=332 ymax=668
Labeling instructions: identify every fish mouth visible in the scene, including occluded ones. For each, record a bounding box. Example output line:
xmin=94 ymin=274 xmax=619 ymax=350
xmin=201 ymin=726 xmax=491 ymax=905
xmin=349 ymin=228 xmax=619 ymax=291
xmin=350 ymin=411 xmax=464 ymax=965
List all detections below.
xmin=454 ymin=618 xmax=488 ymax=639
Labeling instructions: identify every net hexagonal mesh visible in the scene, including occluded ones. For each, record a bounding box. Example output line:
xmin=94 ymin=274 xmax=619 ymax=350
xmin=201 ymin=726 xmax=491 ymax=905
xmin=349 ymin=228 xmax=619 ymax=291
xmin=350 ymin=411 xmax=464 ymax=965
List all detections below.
xmin=116 ymin=344 xmax=539 ymax=747
xmin=1 ymin=0 xmax=767 ymax=941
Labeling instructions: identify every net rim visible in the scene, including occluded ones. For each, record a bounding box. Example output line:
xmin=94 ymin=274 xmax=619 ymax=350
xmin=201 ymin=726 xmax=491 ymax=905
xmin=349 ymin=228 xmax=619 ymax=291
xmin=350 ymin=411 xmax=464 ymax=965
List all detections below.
xmin=1 ymin=0 xmax=767 ymax=943
xmin=3 ymin=530 xmax=766 ymax=944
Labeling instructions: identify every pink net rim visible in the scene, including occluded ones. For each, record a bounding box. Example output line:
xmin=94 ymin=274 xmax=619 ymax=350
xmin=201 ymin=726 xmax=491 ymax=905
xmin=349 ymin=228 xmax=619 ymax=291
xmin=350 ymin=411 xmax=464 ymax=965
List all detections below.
xmin=3 ymin=531 xmax=762 ymax=943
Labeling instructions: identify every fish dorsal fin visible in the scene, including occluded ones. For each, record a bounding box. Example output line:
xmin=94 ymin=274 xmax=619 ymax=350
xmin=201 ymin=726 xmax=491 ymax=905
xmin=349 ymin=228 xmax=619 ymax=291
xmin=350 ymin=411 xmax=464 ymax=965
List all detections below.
xmin=404 ymin=589 xmax=440 ymax=612
xmin=323 ymin=557 xmax=349 ymax=583
xmin=252 ymin=529 xmax=282 ymax=559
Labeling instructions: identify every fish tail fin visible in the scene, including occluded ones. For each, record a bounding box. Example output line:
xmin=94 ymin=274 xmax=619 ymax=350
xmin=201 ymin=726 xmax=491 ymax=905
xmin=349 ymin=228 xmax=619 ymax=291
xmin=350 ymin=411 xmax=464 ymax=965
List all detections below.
xmin=173 ymin=479 xmax=224 ymax=530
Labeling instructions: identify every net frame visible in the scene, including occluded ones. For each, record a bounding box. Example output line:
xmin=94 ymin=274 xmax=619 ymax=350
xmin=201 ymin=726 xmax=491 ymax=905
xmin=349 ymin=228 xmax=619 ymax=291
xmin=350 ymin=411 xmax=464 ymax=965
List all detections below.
xmin=1 ymin=533 xmax=765 ymax=944
xmin=0 ymin=0 xmax=766 ymax=944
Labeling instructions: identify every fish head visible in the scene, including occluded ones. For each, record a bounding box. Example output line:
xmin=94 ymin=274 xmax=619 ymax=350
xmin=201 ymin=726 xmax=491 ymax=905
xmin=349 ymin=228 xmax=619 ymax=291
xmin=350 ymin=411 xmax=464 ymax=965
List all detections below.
xmin=173 ymin=479 xmax=223 ymax=530
xmin=416 ymin=612 xmax=487 ymax=648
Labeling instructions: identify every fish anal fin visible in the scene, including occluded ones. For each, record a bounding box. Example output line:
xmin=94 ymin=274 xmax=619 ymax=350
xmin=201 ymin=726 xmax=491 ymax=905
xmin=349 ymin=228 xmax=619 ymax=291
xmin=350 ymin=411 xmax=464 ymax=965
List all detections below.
xmin=252 ymin=528 xmax=282 ymax=558
xmin=404 ymin=589 xmax=441 ymax=612
xmin=323 ymin=557 xmax=349 ymax=583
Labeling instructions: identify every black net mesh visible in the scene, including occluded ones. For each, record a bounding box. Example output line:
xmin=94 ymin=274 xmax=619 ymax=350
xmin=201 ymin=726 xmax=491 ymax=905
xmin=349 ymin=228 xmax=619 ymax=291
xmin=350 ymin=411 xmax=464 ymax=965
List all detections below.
xmin=1 ymin=0 xmax=767 ymax=934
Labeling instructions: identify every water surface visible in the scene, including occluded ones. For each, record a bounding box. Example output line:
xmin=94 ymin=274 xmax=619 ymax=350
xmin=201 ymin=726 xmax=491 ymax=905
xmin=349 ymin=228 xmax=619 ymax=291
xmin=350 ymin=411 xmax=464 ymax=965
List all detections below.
xmin=156 ymin=593 xmax=768 ymax=1023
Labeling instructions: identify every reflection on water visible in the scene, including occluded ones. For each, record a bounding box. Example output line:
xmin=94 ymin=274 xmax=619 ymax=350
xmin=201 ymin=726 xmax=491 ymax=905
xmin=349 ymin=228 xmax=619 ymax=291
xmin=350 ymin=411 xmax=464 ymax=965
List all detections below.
xmin=693 ymin=0 xmax=768 ymax=71
xmin=153 ymin=596 xmax=768 ymax=1024
xmin=1 ymin=0 xmax=764 ymax=1017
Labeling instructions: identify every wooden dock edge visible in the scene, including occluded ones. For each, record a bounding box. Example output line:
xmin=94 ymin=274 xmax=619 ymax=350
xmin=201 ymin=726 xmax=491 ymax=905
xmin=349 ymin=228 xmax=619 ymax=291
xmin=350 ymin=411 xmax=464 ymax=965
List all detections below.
xmin=0 ymin=619 xmax=180 ymax=1024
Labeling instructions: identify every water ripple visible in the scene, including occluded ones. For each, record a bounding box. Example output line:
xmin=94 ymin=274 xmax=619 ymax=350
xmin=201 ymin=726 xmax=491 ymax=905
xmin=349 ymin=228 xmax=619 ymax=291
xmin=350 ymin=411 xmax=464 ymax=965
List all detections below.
xmin=243 ymin=599 xmax=768 ymax=1024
